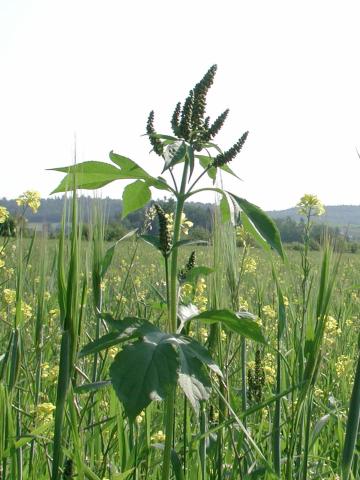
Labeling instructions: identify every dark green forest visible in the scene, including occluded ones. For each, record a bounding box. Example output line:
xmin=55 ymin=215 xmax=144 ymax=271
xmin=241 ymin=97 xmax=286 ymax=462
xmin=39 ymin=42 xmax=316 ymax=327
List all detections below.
xmin=1 ymin=196 xmax=360 ymax=249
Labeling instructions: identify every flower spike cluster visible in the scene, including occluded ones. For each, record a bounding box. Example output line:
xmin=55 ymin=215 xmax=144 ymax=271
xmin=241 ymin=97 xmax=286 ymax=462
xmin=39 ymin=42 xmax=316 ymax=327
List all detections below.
xmin=146 ymin=111 xmax=164 ymax=156
xmin=154 ymin=204 xmax=172 ymax=257
xmin=178 ymin=251 xmax=196 ymax=283
xmin=212 ymin=131 xmax=249 ymax=167
xmin=171 ymin=102 xmax=181 ymax=136
xmin=178 ymin=90 xmax=194 ymax=141
xmin=203 ymin=109 xmax=229 ymax=142
xmin=146 ymin=64 xmax=249 ymax=169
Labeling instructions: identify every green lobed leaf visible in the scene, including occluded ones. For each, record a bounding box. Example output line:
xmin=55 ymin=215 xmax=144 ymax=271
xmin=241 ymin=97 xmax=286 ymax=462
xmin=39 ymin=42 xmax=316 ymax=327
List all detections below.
xmin=196 ymin=155 xmax=217 ymax=182
xmin=110 ymin=337 xmax=179 ymax=419
xmin=177 ymin=346 xmax=211 ymax=414
xmin=51 ymin=156 xmax=171 ymax=194
xmin=50 ymin=161 xmax=125 ymax=193
xmin=192 ymin=309 xmax=266 ymax=344
xmin=184 ymin=266 xmax=214 ymax=284
xmin=122 ymin=180 xmax=151 ymax=218
xmin=230 ymin=194 xmax=284 ymax=260
xmin=108 ymin=328 xmax=222 ymax=418
xmin=148 ymin=133 xmax=178 ymax=141
xmin=79 ymin=317 xmax=158 ymax=357
xmin=139 ymin=234 xmax=161 ymax=251
xmin=162 ymin=141 xmax=187 ymax=173
xmin=202 ymin=142 xmax=223 ymax=154
xmin=220 ymin=163 xmax=242 ymax=180
xmin=51 ymin=161 xmax=120 ymax=175
xmin=109 ymin=152 xmax=152 ymax=178
xmin=241 ymin=211 xmax=270 ymax=253
xmin=160 ymin=333 xmax=222 ymax=411
xmin=177 ymin=304 xmax=200 ymax=332
xmin=180 ymin=337 xmax=223 ymax=378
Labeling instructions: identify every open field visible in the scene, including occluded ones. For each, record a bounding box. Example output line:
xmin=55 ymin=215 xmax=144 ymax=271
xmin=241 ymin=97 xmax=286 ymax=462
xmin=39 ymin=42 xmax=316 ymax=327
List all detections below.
xmin=1 ymin=230 xmax=360 ymax=479
xmin=2 ymin=66 xmax=360 ymax=480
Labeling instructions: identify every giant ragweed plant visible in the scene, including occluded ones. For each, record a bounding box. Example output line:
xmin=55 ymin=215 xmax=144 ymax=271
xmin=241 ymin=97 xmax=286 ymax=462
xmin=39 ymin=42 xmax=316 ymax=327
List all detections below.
xmin=51 ymin=65 xmax=284 ymax=479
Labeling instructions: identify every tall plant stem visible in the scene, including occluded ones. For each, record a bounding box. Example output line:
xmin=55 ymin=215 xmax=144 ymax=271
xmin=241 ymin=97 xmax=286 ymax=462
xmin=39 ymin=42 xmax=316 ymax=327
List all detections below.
xmin=169 ymin=168 xmax=188 ymax=332
xmin=301 ymin=394 xmax=313 ymax=480
xmin=342 ymin=349 xmax=360 ymax=480
xmin=162 ymin=159 xmax=189 ymax=480
xmin=164 ymin=258 xmax=170 ymax=331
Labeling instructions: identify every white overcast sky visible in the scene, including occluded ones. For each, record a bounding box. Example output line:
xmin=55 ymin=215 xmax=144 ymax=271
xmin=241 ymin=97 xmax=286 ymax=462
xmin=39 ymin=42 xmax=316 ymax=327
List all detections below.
xmin=1 ymin=0 xmax=360 ymax=210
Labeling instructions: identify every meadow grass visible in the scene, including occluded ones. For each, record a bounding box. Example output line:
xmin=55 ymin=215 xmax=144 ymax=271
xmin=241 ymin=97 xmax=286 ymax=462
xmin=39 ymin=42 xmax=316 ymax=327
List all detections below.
xmin=1 ymin=66 xmax=360 ymax=479
xmin=1 ymin=227 xmax=360 ymax=478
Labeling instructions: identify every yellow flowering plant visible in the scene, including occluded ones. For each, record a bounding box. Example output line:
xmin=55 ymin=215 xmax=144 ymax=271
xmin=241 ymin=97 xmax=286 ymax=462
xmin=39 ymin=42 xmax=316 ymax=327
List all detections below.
xmin=0 ymin=206 xmax=9 ymax=224
xmin=297 ymin=193 xmax=325 ymax=217
xmin=16 ymin=190 xmax=41 ymax=213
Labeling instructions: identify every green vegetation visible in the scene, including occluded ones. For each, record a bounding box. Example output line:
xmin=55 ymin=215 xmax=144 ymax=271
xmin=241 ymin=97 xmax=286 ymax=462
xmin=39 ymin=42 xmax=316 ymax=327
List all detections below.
xmin=1 ymin=67 xmax=360 ymax=479
xmin=2 ymin=196 xmax=359 ymax=251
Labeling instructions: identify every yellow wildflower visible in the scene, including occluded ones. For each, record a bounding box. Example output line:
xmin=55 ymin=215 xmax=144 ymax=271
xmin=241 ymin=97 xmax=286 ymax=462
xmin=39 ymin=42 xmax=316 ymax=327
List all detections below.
xmin=194 ymin=278 xmax=208 ymax=312
xmin=35 ymin=402 xmax=55 ymax=422
xmin=136 ymin=411 xmax=145 ymax=424
xmin=262 ymin=305 xmax=276 ymax=319
xmin=49 ymin=308 xmax=59 ymax=319
xmin=235 ymin=225 xmax=253 ymax=246
xmin=335 ymin=355 xmax=352 ymax=377
xmin=4 ymin=266 xmax=14 ymax=276
xmin=116 ymin=294 xmax=127 ymax=304
xmin=199 ymin=327 xmax=209 ymax=341
xmin=243 ymin=257 xmax=257 ymax=274
xmin=211 ymin=409 xmax=219 ymax=422
xmin=100 ymin=399 xmax=109 ymax=411
xmin=181 ymin=283 xmax=193 ymax=298
xmin=16 ymin=190 xmax=41 ymax=213
xmin=345 ymin=318 xmax=353 ymax=327
xmin=351 ymin=292 xmax=358 ymax=302
xmin=297 ymin=194 xmax=325 ymax=217
xmin=263 ymin=353 xmax=276 ymax=384
xmin=22 ymin=303 xmax=32 ymax=319
xmin=239 ymin=297 xmax=249 ymax=311
xmin=0 ymin=206 xmax=9 ymax=224
xmin=108 ymin=346 xmax=119 ymax=359
xmin=42 ymin=363 xmax=59 ymax=381
xmin=3 ymin=288 xmax=16 ymax=305
xmin=151 ymin=430 xmax=166 ymax=443
xmin=164 ymin=212 xmax=193 ymax=236
xmin=314 ymin=386 xmax=324 ymax=398
xmin=324 ymin=315 xmax=341 ymax=347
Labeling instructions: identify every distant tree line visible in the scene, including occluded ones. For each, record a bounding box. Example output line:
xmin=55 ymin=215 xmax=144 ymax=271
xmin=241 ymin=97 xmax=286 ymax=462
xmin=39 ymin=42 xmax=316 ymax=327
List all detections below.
xmin=273 ymin=216 xmax=359 ymax=252
xmin=1 ymin=196 xmax=359 ymax=251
